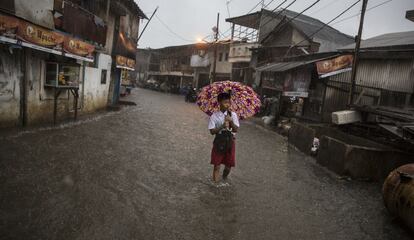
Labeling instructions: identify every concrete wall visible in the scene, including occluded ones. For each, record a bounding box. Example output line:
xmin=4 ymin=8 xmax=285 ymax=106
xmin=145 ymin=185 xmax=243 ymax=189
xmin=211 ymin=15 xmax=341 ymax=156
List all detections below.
xmin=317 ymin=136 xmax=414 ymax=181
xmin=258 ymin=11 xmax=282 ymax=43
xmin=0 ymin=46 xmax=22 ymax=128
xmin=83 ymin=53 xmax=112 ymax=112
xmin=25 ymin=50 xmax=80 ymax=125
xmin=288 ymin=122 xmax=315 ymax=155
xmin=14 ymin=0 xmax=55 ymax=29
xmin=291 ymin=29 xmax=309 ymax=47
xmin=209 ymin=45 xmax=232 ymax=75
xmin=288 ymin=123 xmax=414 ymax=181
xmin=104 ymin=14 xmax=116 ymax=55
xmin=0 ymin=47 xmax=113 ymax=127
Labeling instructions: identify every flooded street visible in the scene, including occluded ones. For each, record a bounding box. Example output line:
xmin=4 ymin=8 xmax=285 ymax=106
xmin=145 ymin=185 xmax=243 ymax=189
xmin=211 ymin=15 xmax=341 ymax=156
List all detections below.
xmin=0 ymin=88 xmax=411 ymax=240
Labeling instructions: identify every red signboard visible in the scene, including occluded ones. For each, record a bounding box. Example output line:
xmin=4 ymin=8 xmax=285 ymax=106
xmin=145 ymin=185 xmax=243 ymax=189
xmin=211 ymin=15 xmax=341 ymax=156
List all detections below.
xmin=0 ymin=12 xmax=94 ymax=61
xmin=17 ymin=21 xmax=64 ymax=49
xmin=316 ymin=55 xmax=353 ymax=76
xmin=0 ymin=14 xmax=19 ymax=37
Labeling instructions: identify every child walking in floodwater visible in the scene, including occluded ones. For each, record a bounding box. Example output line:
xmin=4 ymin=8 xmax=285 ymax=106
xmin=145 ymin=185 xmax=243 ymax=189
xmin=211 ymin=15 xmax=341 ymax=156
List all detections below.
xmin=208 ymin=92 xmax=240 ymax=183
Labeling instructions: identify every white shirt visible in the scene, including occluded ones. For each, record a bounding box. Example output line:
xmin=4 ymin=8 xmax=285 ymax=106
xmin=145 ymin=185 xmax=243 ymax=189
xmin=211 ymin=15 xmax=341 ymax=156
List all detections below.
xmin=208 ymin=111 xmax=240 ymax=130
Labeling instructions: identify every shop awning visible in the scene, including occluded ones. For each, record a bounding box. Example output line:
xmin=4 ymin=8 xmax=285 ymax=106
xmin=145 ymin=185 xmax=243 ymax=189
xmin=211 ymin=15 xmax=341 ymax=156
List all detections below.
xmin=0 ymin=13 xmax=95 ymax=62
xmin=256 ymin=60 xmax=320 ymax=72
xmin=256 ymin=54 xmax=346 ymax=73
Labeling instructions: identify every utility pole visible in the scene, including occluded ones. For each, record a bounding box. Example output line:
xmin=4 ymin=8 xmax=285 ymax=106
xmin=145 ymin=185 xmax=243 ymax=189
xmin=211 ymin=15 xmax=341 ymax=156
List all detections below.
xmin=138 ymin=7 xmax=158 ymax=42
xmin=348 ymin=0 xmax=368 ymax=106
xmin=211 ymin=13 xmax=220 ymax=84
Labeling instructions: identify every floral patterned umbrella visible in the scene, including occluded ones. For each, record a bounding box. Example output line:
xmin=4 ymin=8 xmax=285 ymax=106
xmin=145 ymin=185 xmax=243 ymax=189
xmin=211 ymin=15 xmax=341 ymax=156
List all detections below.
xmin=196 ymin=81 xmax=261 ymax=119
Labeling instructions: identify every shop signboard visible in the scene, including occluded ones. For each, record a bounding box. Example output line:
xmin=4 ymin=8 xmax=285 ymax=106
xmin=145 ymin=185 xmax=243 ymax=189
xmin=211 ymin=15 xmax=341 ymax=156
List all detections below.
xmin=0 ymin=12 xmax=94 ymax=62
xmin=116 ymin=55 xmax=136 ymax=71
xmin=63 ymin=36 xmax=95 ymax=61
xmin=120 ymin=68 xmax=132 ymax=86
xmin=17 ymin=21 xmax=64 ymax=49
xmin=282 ymin=68 xmax=311 ymax=98
xmin=316 ymin=55 xmax=353 ymax=78
xmin=0 ymin=14 xmax=19 ymax=37
xmin=282 ymin=91 xmax=309 ymax=98
xmin=261 ymin=72 xmax=284 ymax=91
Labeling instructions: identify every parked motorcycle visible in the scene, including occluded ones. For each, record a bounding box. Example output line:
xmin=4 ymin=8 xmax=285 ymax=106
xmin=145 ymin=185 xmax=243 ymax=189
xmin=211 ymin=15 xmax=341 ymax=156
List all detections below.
xmin=185 ymin=88 xmax=198 ymax=103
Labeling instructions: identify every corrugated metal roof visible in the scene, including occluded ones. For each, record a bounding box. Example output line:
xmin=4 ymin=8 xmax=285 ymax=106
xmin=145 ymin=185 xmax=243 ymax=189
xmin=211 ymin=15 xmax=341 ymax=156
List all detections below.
xmin=281 ymin=9 xmax=354 ymax=46
xmin=261 ymin=9 xmax=354 ymax=47
xmin=406 ymin=10 xmax=414 ymax=22
xmin=256 ymin=56 xmax=330 ymax=72
xmin=328 ymin=59 xmax=414 ymax=93
xmin=340 ymin=31 xmax=414 ymax=50
xmin=256 ymin=61 xmax=309 ymax=72
xmin=226 ymin=9 xmax=354 ymax=48
xmin=226 ymin=11 xmax=261 ymax=29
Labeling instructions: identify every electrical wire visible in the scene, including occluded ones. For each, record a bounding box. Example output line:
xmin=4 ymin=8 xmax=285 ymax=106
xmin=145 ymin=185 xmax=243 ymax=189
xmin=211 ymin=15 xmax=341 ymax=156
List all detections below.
xmin=263 ymin=0 xmax=279 ymax=10
xmin=332 ymin=0 xmax=393 ymax=25
xmin=204 ymin=0 xmax=294 ymax=43
xmin=241 ymin=0 xmax=294 ymax=41
xmin=262 ymin=0 xmax=322 ymax=42
xmin=247 ymin=0 xmax=266 ymax=13
xmin=155 ymin=15 xmax=194 ymax=42
xmin=283 ymin=0 xmax=362 ymax=58
xmin=309 ymin=0 xmax=345 ymax=15
xmin=204 ymin=0 xmax=284 ymax=42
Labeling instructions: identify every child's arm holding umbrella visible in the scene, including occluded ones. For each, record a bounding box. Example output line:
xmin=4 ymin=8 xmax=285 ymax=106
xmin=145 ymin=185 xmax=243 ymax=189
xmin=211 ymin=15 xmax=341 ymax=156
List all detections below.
xmin=209 ymin=123 xmax=227 ymax=135
xmin=225 ymin=115 xmax=239 ymax=133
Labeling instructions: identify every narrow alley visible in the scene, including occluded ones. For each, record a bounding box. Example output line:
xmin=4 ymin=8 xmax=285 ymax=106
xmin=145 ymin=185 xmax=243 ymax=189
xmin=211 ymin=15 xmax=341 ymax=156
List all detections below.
xmin=0 ymin=89 xmax=410 ymax=240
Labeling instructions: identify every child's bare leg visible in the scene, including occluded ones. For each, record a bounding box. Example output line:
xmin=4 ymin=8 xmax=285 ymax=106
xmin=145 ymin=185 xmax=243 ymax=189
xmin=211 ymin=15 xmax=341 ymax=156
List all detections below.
xmin=213 ymin=165 xmax=221 ymax=182
xmin=223 ymin=166 xmax=231 ymax=180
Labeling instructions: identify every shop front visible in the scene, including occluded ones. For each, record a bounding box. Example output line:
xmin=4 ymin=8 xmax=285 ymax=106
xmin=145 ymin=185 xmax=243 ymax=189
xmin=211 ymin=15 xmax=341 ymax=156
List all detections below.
xmin=0 ymin=12 xmax=95 ymax=126
xmin=116 ymin=55 xmax=136 ymax=97
xmin=258 ymin=62 xmax=312 ymax=119
xmin=110 ymin=30 xmax=137 ymax=103
xmin=257 ymin=55 xmax=354 ymax=123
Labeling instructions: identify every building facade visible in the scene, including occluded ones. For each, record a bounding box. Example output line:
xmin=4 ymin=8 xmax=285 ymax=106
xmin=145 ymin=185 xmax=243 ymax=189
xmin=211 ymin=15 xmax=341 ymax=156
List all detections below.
xmin=257 ymin=31 xmax=414 ymax=123
xmin=191 ymin=41 xmax=232 ymax=89
xmin=0 ymin=0 xmax=146 ymax=128
xmin=136 ymin=42 xmax=233 ymax=92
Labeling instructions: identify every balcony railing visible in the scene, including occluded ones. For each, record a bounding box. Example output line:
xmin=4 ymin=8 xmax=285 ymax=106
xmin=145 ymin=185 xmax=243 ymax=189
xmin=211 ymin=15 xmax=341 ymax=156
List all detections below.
xmin=228 ymin=42 xmax=259 ymax=63
xmin=54 ymin=0 xmax=107 ymax=46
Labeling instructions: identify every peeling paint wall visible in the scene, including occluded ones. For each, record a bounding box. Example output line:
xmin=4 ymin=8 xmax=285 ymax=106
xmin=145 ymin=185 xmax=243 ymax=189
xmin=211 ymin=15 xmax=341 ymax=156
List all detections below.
xmin=0 ymin=45 xmax=22 ymax=128
xmin=14 ymin=0 xmax=55 ymax=29
xmin=25 ymin=49 xmax=81 ymax=125
xmin=83 ymin=53 xmax=112 ymax=112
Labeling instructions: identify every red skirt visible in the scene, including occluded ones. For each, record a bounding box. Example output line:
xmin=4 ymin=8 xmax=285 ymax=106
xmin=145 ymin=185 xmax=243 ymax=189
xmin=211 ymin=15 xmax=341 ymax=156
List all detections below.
xmin=211 ymin=139 xmax=236 ymax=167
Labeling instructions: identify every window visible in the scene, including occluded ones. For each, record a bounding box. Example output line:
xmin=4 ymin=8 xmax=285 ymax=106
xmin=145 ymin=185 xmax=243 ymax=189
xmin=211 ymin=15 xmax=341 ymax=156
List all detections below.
xmin=45 ymin=63 xmax=58 ymax=87
xmin=225 ymin=53 xmax=229 ymax=61
xmin=218 ymin=53 xmax=223 ymax=62
xmin=45 ymin=62 xmax=80 ymax=88
xmin=101 ymin=70 xmax=107 ymax=84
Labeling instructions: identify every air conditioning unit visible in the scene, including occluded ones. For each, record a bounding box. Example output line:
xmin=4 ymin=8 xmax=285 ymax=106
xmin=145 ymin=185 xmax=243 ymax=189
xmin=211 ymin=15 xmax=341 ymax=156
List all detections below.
xmin=332 ymin=110 xmax=362 ymax=125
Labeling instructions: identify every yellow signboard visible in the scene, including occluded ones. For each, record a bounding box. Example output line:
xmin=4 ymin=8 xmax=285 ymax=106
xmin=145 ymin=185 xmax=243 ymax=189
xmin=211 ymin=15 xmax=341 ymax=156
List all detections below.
xmin=64 ymin=36 xmax=95 ymax=58
xmin=116 ymin=55 xmax=135 ymax=71
xmin=18 ymin=21 xmax=64 ymax=49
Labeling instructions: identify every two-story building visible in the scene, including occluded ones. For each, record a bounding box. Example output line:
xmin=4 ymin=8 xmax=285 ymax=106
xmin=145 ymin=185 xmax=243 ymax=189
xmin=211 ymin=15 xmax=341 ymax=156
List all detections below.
xmin=191 ymin=41 xmax=232 ymax=89
xmin=137 ymin=42 xmax=233 ymax=92
xmin=0 ymin=0 xmax=146 ymax=127
xmin=226 ymin=8 xmax=354 ymax=121
xmin=147 ymin=44 xmax=196 ymax=93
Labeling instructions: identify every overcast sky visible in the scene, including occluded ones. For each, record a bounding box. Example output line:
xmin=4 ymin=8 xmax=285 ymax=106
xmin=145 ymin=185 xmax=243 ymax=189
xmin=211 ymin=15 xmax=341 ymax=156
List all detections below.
xmin=136 ymin=0 xmax=414 ymax=49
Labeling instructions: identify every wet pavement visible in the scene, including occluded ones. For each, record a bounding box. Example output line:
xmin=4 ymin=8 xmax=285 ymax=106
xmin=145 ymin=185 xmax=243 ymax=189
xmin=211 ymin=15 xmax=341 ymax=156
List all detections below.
xmin=0 ymin=88 xmax=412 ymax=240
